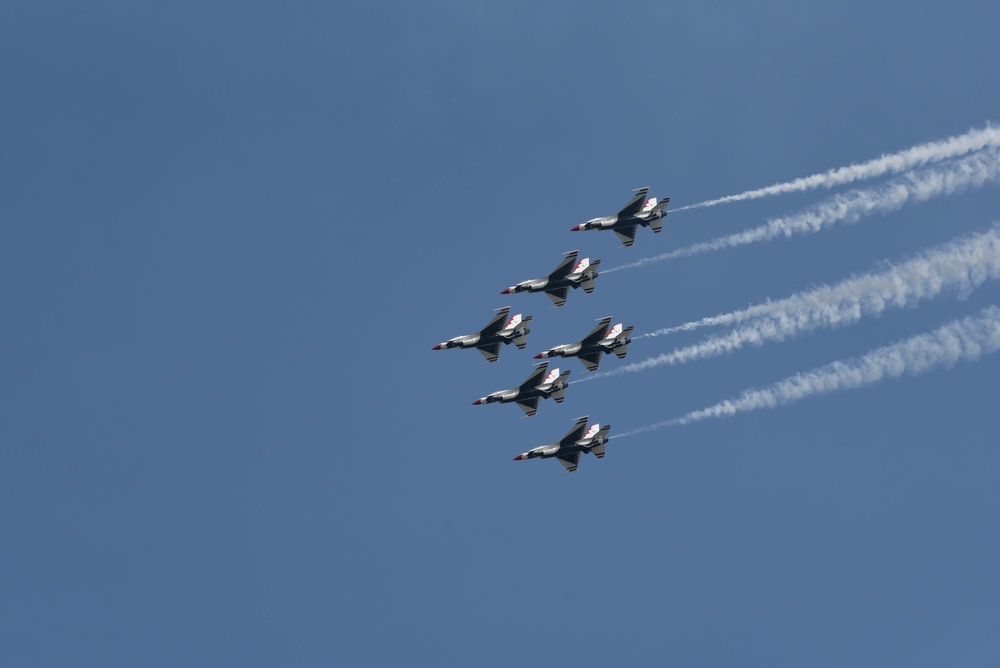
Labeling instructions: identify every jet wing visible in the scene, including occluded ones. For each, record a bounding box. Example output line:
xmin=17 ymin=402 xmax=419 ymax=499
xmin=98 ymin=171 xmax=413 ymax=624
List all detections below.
xmin=477 ymin=342 xmax=501 ymax=363
xmin=547 ymin=250 xmax=579 ymax=281
xmin=613 ymin=224 xmax=638 ymax=247
xmin=479 ymin=307 xmax=511 ymax=338
xmin=581 ymin=317 xmax=613 ymax=345
xmin=518 ymin=363 xmax=548 ymax=389
xmin=578 ymin=351 xmax=603 ymax=372
xmin=559 ymin=416 xmax=590 ymax=445
xmin=516 ymin=397 xmax=540 ymax=417
xmin=556 ymin=452 xmax=580 ymax=473
xmin=617 ymin=187 xmax=649 ymax=218
xmin=545 ymin=287 xmax=569 ymax=308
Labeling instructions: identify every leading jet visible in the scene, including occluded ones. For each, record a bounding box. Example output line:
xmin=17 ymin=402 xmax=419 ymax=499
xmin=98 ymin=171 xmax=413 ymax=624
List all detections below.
xmin=571 ymin=187 xmax=670 ymax=247
xmin=432 ymin=306 xmax=532 ymax=364
xmin=534 ymin=316 xmax=633 ymax=372
xmin=472 ymin=362 xmax=571 ymax=416
xmin=513 ymin=415 xmax=611 ymax=473
xmin=500 ymin=249 xmax=601 ymax=308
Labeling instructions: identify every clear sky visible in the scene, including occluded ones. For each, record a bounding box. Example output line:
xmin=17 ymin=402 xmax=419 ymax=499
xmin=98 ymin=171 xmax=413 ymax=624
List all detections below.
xmin=3 ymin=1 xmax=999 ymax=666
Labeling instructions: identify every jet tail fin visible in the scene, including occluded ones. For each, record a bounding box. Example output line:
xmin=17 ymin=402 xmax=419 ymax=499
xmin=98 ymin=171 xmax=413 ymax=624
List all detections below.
xmin=550 ymin=370 xmax=571 ymax=403
xmin=581 ymin=260 xmax=601 ymax=294
xmin=650 ymin=197 xmax=670 ymax=233
xmin=510 ymin=314 xmax=532 ymax=348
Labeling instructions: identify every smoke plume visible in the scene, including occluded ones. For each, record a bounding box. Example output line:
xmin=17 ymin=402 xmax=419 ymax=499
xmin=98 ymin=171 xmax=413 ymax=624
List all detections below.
xmin=674 ymin=124 xmax=1000 ymax=211
xmin=604 ymin=149 xmax=1000 ymax=273
xmin=612 ymin=306 xmax=1000 ymax=438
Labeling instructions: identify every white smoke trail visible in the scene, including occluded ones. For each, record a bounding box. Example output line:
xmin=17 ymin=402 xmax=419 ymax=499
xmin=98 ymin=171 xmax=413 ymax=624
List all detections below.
xmin=596 ymin=225 xmax=1000 ymax=378
xmin=604 ymin=148 xmax=1000 ymax=274
xmin=674 ymin=124 xmax=1000 ymax=211
xmin=611 ymin=305 xmax=1000 ymax=438
xmin=642 ymin=224 xmax=1000 ymax=339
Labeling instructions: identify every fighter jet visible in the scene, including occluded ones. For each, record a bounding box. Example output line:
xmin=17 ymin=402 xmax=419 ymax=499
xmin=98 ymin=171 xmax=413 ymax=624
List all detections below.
xmin=432 ymin=306 xmax=532 ymax=363
xmin=500 ymin=249 xmax=601 ymax=308
xmin=513 ymin=415 xmax=611 ymax=473
xmin=534 ymin=316 xmax=633 ymax=372
xmin=472 ymin=362 xmax=571 ymax=416
xmin=571 ymin=187 xmax=670 ymax=247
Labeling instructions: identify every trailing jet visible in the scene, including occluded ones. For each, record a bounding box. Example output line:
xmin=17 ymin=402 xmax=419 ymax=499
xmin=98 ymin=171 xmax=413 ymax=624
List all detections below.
xmin=433 ymin=307 xmax=532 ymax=363
xmin=571 ymin=187 xmax=670 ymax=247
xmin=500 ymin=249 xmax=601 ymax=308
xmin=513 ymin=415 xmax=611 ymax=473
xmin=534 ymin=316 xmax=633 ymax=372
xmin=472 ymin=362 xmax=571 ymax=416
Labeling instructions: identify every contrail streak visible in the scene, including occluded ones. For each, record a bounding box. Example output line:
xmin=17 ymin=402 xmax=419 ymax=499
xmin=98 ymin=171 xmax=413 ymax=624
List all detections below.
xmin=611 ymin=305 xmax=1000 ymax=438
xmin=642 ymin=224 xmax=1000 ymax=339
xmin=675 ymin=124 xmax=1000 ymax=211
xmin=604 ymin=148 xmax=1000 ymax=274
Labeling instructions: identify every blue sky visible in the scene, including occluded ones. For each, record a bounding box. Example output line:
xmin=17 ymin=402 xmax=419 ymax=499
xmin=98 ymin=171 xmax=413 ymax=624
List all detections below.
xmin=3 ymin=1 xmax=1000 ymax=665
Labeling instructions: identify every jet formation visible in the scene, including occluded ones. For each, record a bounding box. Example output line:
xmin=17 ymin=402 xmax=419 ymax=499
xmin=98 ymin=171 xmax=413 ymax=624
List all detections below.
xmin=501 ymin=249 xmax=601 ymax=308
xmin=433 ymin=187 xmax=670 ymax=473
xmin=571 ymin=186 xmax=670 ymax=247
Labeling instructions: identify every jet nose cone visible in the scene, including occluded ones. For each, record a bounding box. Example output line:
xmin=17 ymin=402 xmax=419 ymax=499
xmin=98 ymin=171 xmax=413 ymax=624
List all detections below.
xmin=432 ymin=344 xmax=442 ymax=350
xmin=513 ymin=454 xmax=524 ymax=461
xmin=472 ymin=399 xmax=483 ymax=405
xmin=500 ymin=288 xmax=511 ymax=294
xmin=533 ymin=353 xmax=544 ymax=359
xmin=571 ymin=224 xmax=582 ymax=231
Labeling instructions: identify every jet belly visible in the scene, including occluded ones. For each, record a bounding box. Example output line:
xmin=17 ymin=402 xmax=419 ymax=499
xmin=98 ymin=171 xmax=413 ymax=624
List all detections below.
xmin=514 ymin=443 xmax=561 ymax=460
xmin=537 ymin=342 xmax=581 ymax=359
xmin=506 ymin=277 xmax=549 ymax=294
xmin=451 ymin=333 xmax=481 ymax=349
